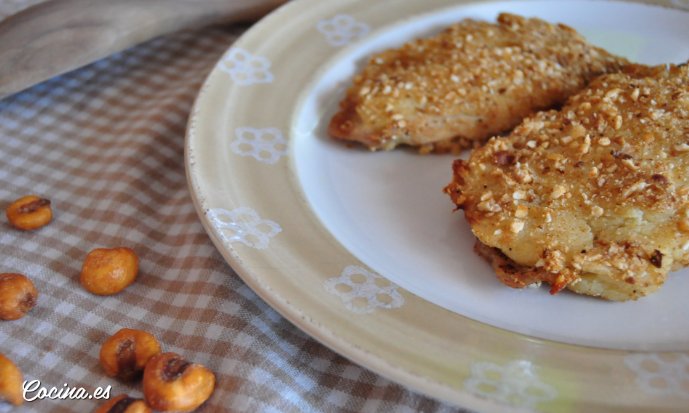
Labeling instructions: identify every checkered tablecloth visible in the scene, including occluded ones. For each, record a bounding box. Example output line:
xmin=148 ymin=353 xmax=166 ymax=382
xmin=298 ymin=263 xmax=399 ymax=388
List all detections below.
xmin=0 ymin=2 xmax=467 ymax=412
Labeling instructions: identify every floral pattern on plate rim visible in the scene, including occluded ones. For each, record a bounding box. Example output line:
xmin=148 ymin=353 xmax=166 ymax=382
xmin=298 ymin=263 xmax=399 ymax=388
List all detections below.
xmin=624 ymin=353 xmax=689 ymax=399
xmin=231 ymin=127 xmax=288 ymax=164
xmin=207 ymin=207 xmax=282 ymax=250
xmin=219 ymin=47 xmax=274 ymax=85
xmin=464 ymin=360 xmax=558 ymax=410
xmin=324 ymin=265 xmax=405 ymax=314
xmin=316 ymin=15 xmax=371 ymax=47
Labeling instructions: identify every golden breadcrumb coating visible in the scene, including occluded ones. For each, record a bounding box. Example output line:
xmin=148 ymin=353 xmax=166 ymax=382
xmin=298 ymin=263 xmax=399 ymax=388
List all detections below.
xmin=329 ymin=13 xmax=629 ymax=153
xmin=445 ymin=63 xmax=689 ymax=301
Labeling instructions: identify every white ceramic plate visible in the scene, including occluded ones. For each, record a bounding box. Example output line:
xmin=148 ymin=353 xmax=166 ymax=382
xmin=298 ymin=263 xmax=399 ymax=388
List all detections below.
xmin=186 ymin=1 xmax=689 ymax=411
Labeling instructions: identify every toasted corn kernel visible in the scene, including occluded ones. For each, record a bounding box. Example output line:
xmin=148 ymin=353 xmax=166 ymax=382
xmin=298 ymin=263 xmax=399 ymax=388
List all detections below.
xmin=100 ymin=328 xmax=161 ymax=381
xmin=80 ymin=248 xmax=138 ymax=295
xmin=5 ymin=195 xmax=52 ymax=230
xmin=143 ymin=352 xmax=215 ymax=412
xmin=0 ymin=353 xmax=23 ymax=406
xmin=93 ymin=394 xmax=151 ymax=413
xmin=0 ymin=273 xmax=37 ymax=321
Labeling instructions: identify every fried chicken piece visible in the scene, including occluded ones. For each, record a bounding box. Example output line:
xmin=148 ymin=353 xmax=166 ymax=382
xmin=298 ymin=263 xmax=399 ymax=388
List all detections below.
xmin=445 ymin=63 xmax=689 ymax=300
xmin=329 ymin=13 xmax=629 ymax=153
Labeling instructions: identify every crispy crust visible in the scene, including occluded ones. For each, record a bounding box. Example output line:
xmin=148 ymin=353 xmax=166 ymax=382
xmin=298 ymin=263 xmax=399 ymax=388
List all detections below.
xmin=446 ymin=64 xmax=689 ymax=301
xmin=328 ymin=13 xmax=629 ymax=153
xmin=474 ymin=240 xmax=663 ymax=301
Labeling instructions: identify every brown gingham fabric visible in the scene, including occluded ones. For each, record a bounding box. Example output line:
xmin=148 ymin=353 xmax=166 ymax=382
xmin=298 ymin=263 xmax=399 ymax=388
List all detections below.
xmin=0 ymin=2 xmax=469 ymax=412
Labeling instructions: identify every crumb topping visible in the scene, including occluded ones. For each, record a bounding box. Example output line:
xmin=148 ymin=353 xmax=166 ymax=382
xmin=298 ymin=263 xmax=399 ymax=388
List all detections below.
xmin=329 ymin=13 xmax=628 ymax=153
xmin=446 ymin=64 xmax=689 ymax=300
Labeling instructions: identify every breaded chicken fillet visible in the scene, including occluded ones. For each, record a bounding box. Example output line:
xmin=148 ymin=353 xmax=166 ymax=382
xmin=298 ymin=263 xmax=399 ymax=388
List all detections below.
xmin=445 ymin=63 xmax=689 ymax=301
xmin=328 ymin=13 xmax=629 ymax=153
